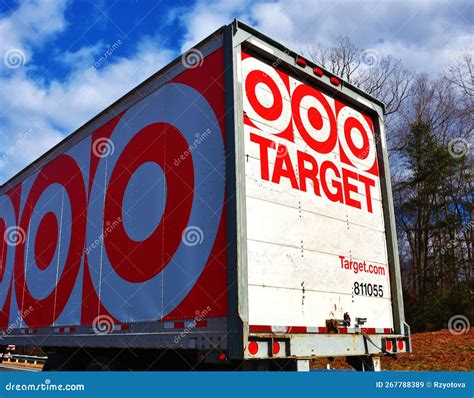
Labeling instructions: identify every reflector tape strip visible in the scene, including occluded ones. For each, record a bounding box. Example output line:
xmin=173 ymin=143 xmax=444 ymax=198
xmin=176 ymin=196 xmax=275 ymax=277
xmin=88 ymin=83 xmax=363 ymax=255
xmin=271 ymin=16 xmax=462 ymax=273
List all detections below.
xmin=289 ymin=326 xmax=307 ymax=333
xmin=249 ymin=325 xmax=394 ymax=334
xmin=53 ymin=327 xmax=76 ymax=333
xmin=249 ymin=325 xmax=273 ymax=333
xmin=164 ymin=320 xmax=208 ymax=329
xmin=21 ymin=328 xmax=37 ymax=334
xmin=114 ymin=324 xmax=129 ymax=331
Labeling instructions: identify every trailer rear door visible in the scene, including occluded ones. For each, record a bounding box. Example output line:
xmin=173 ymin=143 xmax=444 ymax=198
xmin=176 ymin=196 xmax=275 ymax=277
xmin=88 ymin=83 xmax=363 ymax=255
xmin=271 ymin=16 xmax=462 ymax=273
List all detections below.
xmin=238 ymin=50 xmax=394 ymax=334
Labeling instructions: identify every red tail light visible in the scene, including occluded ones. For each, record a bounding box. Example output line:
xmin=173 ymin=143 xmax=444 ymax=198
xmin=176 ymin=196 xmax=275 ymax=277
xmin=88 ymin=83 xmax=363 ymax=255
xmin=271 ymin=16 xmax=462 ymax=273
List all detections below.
xmin=248 ymin=341 xmax=259 ymax=355
xmin=313 ymin=67 xmax=324 ymax=77
xmin=330 ymin=76 xmax=340 ymax=86
xmin=296 ymin=57 xmax=307 ymax=67
xmin=272 ymin=341 xmax=281 ymax=355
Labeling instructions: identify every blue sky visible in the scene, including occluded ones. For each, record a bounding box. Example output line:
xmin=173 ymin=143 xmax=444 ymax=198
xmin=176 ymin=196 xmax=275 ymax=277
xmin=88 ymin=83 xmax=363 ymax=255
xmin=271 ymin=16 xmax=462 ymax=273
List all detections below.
xmin=0 ymin=0 xmax=472 ymax=183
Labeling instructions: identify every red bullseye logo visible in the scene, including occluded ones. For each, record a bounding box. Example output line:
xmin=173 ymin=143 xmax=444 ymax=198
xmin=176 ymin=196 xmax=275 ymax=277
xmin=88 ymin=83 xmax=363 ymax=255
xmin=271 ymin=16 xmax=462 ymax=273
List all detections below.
xmin=241 ymin=53 xmax=378 ymax=174
xmin=103 ymin=123 xmax=194 ymax=283
xmin=337 ymin=106 xmax=377 ymax=173
xmin=86 ymin=83 xmax=225 ymax=322
xmin=0 ymin=52 xmax=227 ymax=329
xmin=291 ymin=83 xmax=337 ymax=154
xmin=242 ymin=55 xmax=293 ymax=141
xmin=14 ymin=154 xmax=86 ymax=327
xmin=344 ymin=118 xmax=370 ymax=158
xmin=245 ymin=70 xmax=283 ymax=121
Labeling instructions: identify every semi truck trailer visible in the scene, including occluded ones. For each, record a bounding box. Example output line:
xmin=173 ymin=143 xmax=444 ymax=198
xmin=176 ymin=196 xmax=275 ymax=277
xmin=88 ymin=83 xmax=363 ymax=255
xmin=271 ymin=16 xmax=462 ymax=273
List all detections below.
xmin=0 ymin=20 xmax=410 ymax=371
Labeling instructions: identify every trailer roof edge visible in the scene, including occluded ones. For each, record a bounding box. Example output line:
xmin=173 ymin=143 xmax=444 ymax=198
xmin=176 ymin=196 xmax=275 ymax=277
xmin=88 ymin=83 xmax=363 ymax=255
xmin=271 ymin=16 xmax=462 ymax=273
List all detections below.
xmin=232 ymin=19 xmax=386 ymax=112
xmin=0 ymin=24 xmax=227 ymax=192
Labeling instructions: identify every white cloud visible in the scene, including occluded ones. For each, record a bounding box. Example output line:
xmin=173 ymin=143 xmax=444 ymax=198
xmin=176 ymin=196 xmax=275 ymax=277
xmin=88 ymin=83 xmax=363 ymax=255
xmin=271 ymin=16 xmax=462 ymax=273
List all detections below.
xmin=179 ymin=0 xmax=251 ymax=51
xmin=0 ymin=0 xmax=68 ymax=66
xmin=0 ymin=2 xmax=174 ymax=183
xmin=0 ymin=0 xmax=472 ymax=183
xmin=178 ymin=0 xmax=473 ymax=74
xmin=58 ymin=43 xmax=103 ymax=67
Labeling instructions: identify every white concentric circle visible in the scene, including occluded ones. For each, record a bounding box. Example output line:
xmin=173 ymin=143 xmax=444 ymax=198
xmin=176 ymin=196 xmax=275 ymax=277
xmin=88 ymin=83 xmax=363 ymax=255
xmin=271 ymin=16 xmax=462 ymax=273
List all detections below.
xmin=23 ymin=183 xmax=71 ymax=300
xmin=0 ymin=196 xmax=17 ymax=309
xmin=299 ymin=93 xmax=333 ymax=143
xmin=86 ymin=83 xmax=225 ymax=322
xmin=337 ymin=106 xmax=376 ymax=172
xmin=242 ymin=56 xmax=292 ymax=133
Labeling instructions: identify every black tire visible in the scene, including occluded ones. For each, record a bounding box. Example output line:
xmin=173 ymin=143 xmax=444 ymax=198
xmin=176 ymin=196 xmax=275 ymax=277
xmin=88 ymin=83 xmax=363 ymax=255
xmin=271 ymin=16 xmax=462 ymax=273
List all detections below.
xmin=85 ymin=356 xmax=114 ymax=371
xmin=43 ymin=351 xmax=76 ymax=371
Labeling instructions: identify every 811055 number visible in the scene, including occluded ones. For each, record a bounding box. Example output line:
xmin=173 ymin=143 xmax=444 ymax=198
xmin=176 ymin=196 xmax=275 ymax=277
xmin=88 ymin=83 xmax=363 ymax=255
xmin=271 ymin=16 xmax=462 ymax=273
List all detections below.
xmin=353 ymin=282 xmax=384 ymax=297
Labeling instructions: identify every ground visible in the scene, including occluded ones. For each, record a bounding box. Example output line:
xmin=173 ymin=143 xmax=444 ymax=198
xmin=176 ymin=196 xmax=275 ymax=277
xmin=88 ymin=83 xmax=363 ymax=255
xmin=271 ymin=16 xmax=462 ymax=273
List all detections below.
xmin=311 ymin=329 xmax=474 ymax=371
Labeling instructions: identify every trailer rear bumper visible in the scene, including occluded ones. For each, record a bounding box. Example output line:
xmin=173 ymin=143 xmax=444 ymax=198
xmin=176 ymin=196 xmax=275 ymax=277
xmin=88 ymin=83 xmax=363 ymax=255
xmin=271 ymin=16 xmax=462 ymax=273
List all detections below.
xmin=244 ymin=332 xmax=411 ymax=360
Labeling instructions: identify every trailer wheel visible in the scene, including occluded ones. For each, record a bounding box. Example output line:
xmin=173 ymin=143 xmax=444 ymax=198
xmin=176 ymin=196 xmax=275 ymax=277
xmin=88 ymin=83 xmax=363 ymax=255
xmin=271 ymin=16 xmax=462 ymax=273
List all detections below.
xmin=346 ymin=355 xmax=380 ymax=371
xmin=85 ymin=356 xmax=114 ymax=371
xmin=43 ymin=351 xmax=79 ymax=371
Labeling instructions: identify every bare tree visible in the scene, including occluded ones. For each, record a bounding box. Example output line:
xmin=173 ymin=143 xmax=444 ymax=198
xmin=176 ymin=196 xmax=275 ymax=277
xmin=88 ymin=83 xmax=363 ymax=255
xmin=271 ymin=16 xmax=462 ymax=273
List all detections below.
xmin=392 ymin=74 xmax=473 ymax=331
xmin=305 ymin=36 xmax=412 ymax=122
xmin=445 ymin=49 xmax=474 ymax=100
